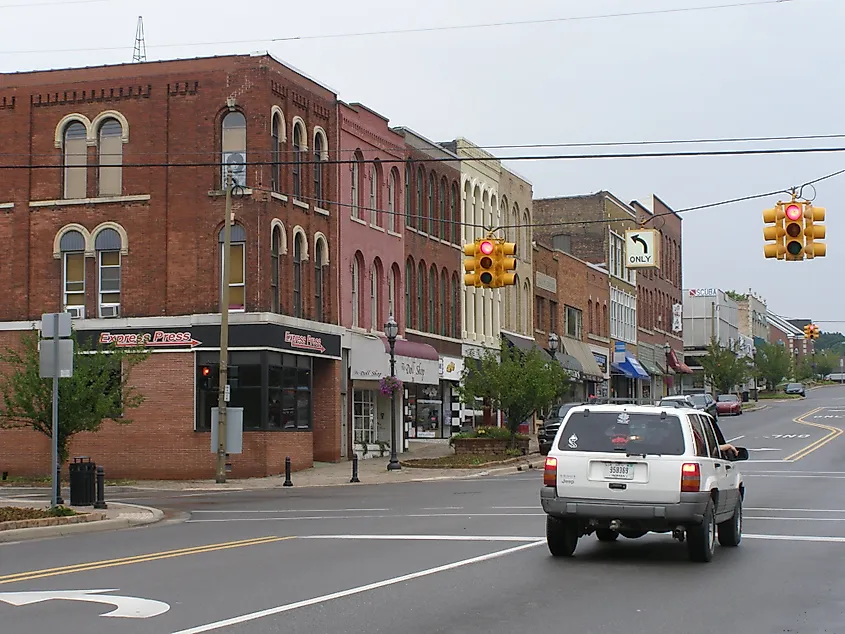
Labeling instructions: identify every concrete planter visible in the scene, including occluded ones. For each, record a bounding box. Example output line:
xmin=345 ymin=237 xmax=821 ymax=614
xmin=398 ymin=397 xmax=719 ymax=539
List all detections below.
xmin=452 ymin=437 xmax=529 ymax=456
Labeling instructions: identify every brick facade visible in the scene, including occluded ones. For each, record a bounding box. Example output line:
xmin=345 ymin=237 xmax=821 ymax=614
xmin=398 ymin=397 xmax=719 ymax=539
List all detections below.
xmin=0 ymin=55 xmax=345 ymax=479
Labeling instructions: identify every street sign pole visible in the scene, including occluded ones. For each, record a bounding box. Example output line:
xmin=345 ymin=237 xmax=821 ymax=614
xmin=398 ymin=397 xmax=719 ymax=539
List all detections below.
xmin=51 ymin=315 xmax=62 ymax=507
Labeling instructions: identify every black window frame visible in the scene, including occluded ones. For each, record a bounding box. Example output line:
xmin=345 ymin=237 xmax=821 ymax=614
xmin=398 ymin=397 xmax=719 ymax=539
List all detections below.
xmin=293 ymin=234 xmax=303 ymax=318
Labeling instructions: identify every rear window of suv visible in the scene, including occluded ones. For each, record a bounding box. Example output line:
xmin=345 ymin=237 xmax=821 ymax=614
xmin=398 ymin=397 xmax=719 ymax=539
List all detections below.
xmin=557 ymin=411 xmax=685 ymax=455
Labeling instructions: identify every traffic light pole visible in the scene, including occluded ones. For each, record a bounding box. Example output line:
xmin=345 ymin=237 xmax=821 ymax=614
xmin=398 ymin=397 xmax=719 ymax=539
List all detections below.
xmin=215 ymin=172 xmax=233 ymax=484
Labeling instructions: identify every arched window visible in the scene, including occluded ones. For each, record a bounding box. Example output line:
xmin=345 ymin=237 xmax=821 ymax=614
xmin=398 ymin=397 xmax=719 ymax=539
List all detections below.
xmin=371 ymin=259 xmax=382 ymax=331
xmin=63 ymin=121 xmax=87 ymax=199
xmin=313 ymin=132 xmax=325 ymax=207
xmin=98 ymin=119 xmax=123 ymax=197
xmin=314 ymin=239 xmax=325 ymax=322
xmin=439 ymin=269 xmax=447 ymax=336
xmin=515 ymin=274 xmax=522 ymax=333
xmin=95 ymin=228 xmax=121 ymax=317
xmin=221 ymin=111 xmax=246 ymax=188
xmin=351 ymin=152 xmax=363 ymax=220
xmin=405 ymin=259 xmax=413 ymax=329
xmin=428 ymin=265 xmax=437 ymax=333
xmin=388 ymin=168 xmax=397 ymax=233
xmin=588 ymin=300 xmax=594 ymax=335
xmin=416 ymin=167 xmax=424 ymax=231
xmin=60 ymin=229 xmax=86 ymax=312
xmin=292 ymin=123 xmax=303 ymax=199
xmin=271 ymin=113 xmax=282 ymax=192
xmin=219 ymin=224 xmax=246 ymax=311
xmin=450 ymin=183 xmax=458 ymax=243
xmin=352 ymin=255 xmax=361 ymax=328
xmin=404 ymin=162 xmax=412 ymax=227
xmin=293 ymin=233 xmax=303 ymax=318
xmin=417 ymin=261 xmax=425 ymax=331
xmin=370 ymin=161 xmax=381 ymax=227
xmin=271 ymin=227 xmax=281 ymax=313
xmin=428 ymin=172 xmax=435 ymax=235
xmin=439 ymin=178 xmax=447 ymax=240
xmin=451 ymin=274 xmax=459 ymax=338
xmin=388 ymin=266 xmax=396 ymax=319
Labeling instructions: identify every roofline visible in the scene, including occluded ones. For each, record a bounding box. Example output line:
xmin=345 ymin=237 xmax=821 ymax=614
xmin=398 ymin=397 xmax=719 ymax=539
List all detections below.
xmin=390 ymin=126 xmax=460 ymax=160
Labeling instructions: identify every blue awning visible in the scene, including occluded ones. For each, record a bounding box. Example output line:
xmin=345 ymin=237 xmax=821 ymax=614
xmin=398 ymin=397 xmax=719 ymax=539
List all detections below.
xmin=611 ymin=355 xmax=650 ymax=380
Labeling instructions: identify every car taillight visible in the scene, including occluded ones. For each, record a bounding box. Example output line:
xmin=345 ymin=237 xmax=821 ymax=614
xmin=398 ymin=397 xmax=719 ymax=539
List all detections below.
xmin=544 ymin=456 xmax=557 ymax=487
xmin=681 ymin=463 xmax=701 ymax=492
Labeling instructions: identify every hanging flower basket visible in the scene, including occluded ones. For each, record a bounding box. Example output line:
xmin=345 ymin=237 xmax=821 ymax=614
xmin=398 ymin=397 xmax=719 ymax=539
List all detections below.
xmin=379 ymin=376 xmax=403 ymax=396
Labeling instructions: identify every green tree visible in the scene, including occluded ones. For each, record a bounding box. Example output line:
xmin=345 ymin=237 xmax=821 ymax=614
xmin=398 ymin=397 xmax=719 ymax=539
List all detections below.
xmin=699 ymin=338 xmax=750 ymax=395
xmin=815 ymin=331 xmax=845 ymax=353
xmin=0 ymin=330 xmax=150 ymax=463
xmin=457 ymin=342 xmax=572 ymax=437
xmin=753 ymin=341 xmax=792 ymax=391
xmin=812 ymin=350 xmax=837 ymax=379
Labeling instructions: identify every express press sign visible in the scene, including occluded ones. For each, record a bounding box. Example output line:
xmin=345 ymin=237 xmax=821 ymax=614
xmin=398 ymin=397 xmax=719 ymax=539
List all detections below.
xmin=99 ymin=331 xmax=202 ymax=348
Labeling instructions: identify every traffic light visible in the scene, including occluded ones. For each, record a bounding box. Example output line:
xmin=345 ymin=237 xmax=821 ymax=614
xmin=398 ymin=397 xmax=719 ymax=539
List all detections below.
xmin=497 ymin=241 xmax=518 ymax=287
xmin=199 ymin=365 xmax=218 ymax=390
xmin=476 ymin=239 xmax=496 ymax=286
xmin=463 ymin=241 xmax=480 ymax=287
xmin=804 ymin=324 xmax=812 ymax=339
xmin=783 ymin=202 xmax=805 ymax=260
xmin=763 ymin=203 xmax=785 ymax=259
xmin=804 ymin=204 xmax=826 ymax=259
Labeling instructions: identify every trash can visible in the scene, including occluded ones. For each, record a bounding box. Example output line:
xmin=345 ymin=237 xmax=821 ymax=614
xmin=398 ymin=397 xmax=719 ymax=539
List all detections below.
xmin=741 ymin=391 xmax=750 ymax=403
xmin=69 ymin=456 xmax=96 ymax=506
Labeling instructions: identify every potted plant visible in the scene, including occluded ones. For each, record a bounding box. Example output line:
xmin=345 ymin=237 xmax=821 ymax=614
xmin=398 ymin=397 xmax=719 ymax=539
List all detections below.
xmin=379 ymin=375 xmax=403 ymax=396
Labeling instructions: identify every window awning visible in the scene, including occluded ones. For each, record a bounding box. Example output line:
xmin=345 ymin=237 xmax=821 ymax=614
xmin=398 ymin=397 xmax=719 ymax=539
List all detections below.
xmin=561 ymin=337 xmax=605 ymax=381
xmin=553 ymin=351 xmax=583 ymax=378
xmin=611 ymin=355 xmax=650 ymax=380
xmin=667 ymin=348 xmax=694 ymax=374
xmin=348 ymin=333 xmax=440 ymax=385
xmin=501 ymin=332 xmax=551 ymax=359
xmin=638 ymin=357 xmax=663 ymax=377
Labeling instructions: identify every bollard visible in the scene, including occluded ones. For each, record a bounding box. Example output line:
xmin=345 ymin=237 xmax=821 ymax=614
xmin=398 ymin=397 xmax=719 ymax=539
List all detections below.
xmin=56 ymin=465 xmax=64 ymax=506
xmin=93 ymin=465 xmax=108 ymax=510
xmin=282 ymin=456 xmax=293 ymax=487
xmin=350 ymin=454 xmax=360 ymax=483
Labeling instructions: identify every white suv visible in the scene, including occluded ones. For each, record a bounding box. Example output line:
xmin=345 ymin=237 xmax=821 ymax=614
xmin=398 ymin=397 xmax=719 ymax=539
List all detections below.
xmin=540 ymin=404 xmax=748 ymax=563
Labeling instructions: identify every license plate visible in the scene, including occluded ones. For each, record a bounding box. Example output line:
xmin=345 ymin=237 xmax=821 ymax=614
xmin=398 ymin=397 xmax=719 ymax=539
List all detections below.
xmin=605 ymin=462 xmax=635 ymax=480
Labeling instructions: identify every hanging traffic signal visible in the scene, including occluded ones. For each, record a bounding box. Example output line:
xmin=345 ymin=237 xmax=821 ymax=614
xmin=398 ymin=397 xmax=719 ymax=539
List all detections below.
xmin=804 ymin=204 xmax=826 ymax=259
xmin=497 ymin=241 xmax=518 ymax=287
xmin=804 ymin=324 xmax=812 ymax=339
xmin=463 ymin=241 xmax=480 ymax=287
xmin=477 ymin=239 xmax=496 ymax=286
xmin=763 ymin=203 xmax=785 ymax=259
xmin=783 ymin=202 xmax=805 ymax=260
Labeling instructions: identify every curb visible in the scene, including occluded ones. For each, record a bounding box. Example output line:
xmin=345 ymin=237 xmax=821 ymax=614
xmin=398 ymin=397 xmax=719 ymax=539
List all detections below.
xmin=0 ymin=502 xmax=164 ymax=543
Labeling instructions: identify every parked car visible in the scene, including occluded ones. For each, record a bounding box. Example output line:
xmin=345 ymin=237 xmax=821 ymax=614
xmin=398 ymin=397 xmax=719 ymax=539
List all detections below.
xmin=660 ymin=393 xmax=719 ymax=420
xmin=541 ymin=403 xmax=748 ymax=562
xmin=716 ymin=394 xmax=743 ymax=416
xmin=658 ymin=396 xmax=696 ymax=409
xmin=539 ymin=403 xmax=582 ymax=455
xmin=785 ymin=382 xmax=806 ymax=397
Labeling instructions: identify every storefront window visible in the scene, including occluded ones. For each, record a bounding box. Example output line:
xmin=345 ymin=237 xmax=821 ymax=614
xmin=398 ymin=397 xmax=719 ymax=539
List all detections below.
xmin=196 ymin=351 xmax=312 ymax=431
xmin=407 ymin=383 xmax=443 ymax=438
xmin=353 ymin=389 xmax=376 ymax=445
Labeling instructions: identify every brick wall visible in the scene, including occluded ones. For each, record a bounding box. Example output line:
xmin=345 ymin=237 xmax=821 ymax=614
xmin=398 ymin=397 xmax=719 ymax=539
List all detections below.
xmin=586 ymin=263 xmax=610 ymax=341
xmin=532 ymin=243 xmax=557 ymax=347
xmin=533 ymin=194 xmax=608 ymax=265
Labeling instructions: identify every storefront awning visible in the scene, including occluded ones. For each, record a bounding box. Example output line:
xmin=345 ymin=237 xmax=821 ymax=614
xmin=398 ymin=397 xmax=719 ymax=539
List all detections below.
xmin=561 ymin=337 xmax=605 ymax=381
xmin=638 ymin=357 xmax=663 ymax=377
xmin=553 ymin=351 xmax=583 ymax=378
xmin=612 ymin=355 xmax=650 ymax=380
xmin=348 ymin=333 xmax=439 ymax=385
xmin=667 ymin=348 xmax=694 ymax=374
xmin=501 ymin=332 xmax=551 ymax=359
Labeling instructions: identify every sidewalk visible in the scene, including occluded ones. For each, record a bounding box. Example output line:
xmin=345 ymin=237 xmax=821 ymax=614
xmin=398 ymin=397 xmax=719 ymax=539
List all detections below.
xmin=122 ymin=439 xmax=545 ymax=492
xmin=0 ymin=497 xmax=163 ymax=543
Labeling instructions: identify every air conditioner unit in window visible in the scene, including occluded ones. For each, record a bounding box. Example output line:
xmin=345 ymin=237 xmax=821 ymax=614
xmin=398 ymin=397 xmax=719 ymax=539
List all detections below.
xmin=65 ymin=306 xmax=84 ymax=320
xmin=100 ymin=305 xmax=120 ymax=319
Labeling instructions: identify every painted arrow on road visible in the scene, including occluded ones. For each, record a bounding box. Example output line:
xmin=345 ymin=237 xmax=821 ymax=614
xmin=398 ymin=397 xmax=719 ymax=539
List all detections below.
xmin=0 ymin=589 xmax=170 ymax=619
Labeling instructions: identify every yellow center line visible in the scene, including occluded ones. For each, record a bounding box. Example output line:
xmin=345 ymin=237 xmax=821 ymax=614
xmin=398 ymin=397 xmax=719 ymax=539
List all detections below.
xmin=0 ymin=535 xmax=294 ymax=585
xmin=783 ymin=408 xmax=843 ymax=462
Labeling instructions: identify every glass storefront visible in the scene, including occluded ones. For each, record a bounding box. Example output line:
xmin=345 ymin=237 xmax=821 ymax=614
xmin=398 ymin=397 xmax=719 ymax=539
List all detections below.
xmin=196 ymin=351 xmax=312 ymax=431
xmin=406 ymin=383 xmax=444 ymax=438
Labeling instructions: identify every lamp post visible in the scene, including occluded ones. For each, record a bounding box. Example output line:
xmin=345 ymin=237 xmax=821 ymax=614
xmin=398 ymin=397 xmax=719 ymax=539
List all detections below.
xmin=385 ymin=314 xmax=401 ymax=471
xmin=548 ymin=332 xmax=559 ymax=356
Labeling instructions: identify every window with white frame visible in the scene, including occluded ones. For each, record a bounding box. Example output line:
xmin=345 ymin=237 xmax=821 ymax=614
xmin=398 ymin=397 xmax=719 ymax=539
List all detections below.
xmin=353 ymin=389 xmax=376 ymax=446
xmin=388 ymin=267 xmax=396 ymax=319
xmin=97 ymin=118 xmax=123 ymax=197
xmin=351 ymin=256 xmax=360 ymax=328
xmin=222 ymin=111 xmax=247 ymax=188
xmin=610 ymin=286 xmax=637 ymax=344
xmin=370 ymin=162 xmax=380 ymax=226
xmin=63 ymin=122 xmax=87 ymax=199
xmin=388 ymin=169 xmax=397 ymax=233
xmin=219 ymin=225 xmax=246 ymax=311
xmin=60 ymin=230 xmax=85 ymax=314
xmin=352 ymin=153 xmax=362 ymax=219
xmin=293 ymin=233 xmax=303 ymax=318
xmin=95 ymin=228 xmax=122 ymax=317
xmin=292 ymin=123 xmax=303 ymax=199
xmin=609 ymin=231 xmax=624 ymax=279
xmin=370 ymin=262 xmax=380 ymax=331
xmin=564 ymin=305 xmax=582 ymax=340
xmin=313 ymin=132 xmax=325 ymax=208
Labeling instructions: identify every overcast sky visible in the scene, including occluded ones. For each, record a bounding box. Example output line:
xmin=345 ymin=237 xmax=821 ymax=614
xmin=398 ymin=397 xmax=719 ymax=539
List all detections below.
xmin=1 ymin=0 xmax=842 ymax=332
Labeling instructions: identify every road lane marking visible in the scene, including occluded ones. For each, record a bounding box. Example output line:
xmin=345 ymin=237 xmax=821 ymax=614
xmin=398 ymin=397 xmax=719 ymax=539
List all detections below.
xmin=745 ymin=534 xmax=845 ymax=544
xmin=727 ymin=435 xmax=745 ymax=443
xmin=744 ymin=471 xmax=845 ymax=475
xmin=190 ymin=508 xmax=390 ymax=513
xmin=784 ymin=407 xmax=843 ymax=461
xmin=745 ymin=516 xmax=845 ymax=521
xmin=0 ymin=536 xmax=293 ymax=585
xmin=746 ymin=507 xmax=845 ymax=513
xmin=300 ymin=535 xmax=542 ymax=542
xmin=744 ymin=474 xmax=845 ymax=479
xmin=185 ymin=512 xmax=547 ymax=523
xmin=171 ymin=540 xmax=545 ymax=634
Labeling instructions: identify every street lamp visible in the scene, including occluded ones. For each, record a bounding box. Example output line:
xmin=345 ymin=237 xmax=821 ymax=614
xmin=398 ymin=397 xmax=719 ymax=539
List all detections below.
xmin=384 ymin=314 xmax=401 ymax=471
xmin=548 ymin=332 xmax=559 ymax=356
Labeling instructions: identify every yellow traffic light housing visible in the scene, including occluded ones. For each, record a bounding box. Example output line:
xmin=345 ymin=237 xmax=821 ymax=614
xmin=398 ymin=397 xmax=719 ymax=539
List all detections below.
xmin=497 ymin=241 xmax=518 ymax=287
xmin=783 ymin=202 xmax=805 ymax=260
xmin=804 ymin=204 xmax=826 ymax=259
xmin=804 ymin=324 xmax=812 ymax=339
xmin=464 ymin=241 xmax=481 ymax=287
xmin=477 ymin=239 xmax=496 ymax=287
xmin=763 ymin=204 xmax=785 ymax=259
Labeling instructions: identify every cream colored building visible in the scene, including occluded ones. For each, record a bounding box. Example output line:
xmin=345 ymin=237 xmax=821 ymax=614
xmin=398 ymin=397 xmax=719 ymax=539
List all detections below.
xmin=497 ymin=165 xmax=534 ymax=338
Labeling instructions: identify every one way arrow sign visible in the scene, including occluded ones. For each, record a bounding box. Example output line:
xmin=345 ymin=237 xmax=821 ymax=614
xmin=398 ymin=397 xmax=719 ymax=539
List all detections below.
xmin=0 ymin=589 xmax=170 ymax=619
xmin=624 ymin=229 xmax=659 ymax=269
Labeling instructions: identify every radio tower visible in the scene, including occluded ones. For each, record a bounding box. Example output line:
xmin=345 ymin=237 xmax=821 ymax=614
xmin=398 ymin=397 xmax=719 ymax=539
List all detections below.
xmin=132 ymin=16 xmax=147 ymax=63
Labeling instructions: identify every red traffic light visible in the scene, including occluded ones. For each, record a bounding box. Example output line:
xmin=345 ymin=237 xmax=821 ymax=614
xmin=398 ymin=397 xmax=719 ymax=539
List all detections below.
xmin=479 ymin=240 xmax=494 ymax=255
xmin=201 ymin=366 xmax=212 ymax=377
xmin=785 ymin=204 xmax=802 ymax=221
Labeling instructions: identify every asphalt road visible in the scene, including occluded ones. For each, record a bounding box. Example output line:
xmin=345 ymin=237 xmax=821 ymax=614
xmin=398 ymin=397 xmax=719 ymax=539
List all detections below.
xmin=2 ymin=387 xmax=845 ymax=633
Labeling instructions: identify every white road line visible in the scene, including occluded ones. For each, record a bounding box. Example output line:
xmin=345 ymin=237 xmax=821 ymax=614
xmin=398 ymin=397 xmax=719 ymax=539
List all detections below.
xmin=744 ymin=516 xmax=845 ymax=522
xmin=744 ymin=471 xmax=845 ymax=475
xmin=300 ymin=535 xmax=542 ymax=542
xmin=189 ymin=508 xmax=390 ymax=514
xmin=745 ymin=534 xmax=845 ymax=543
xmin=744 ymin=474 xmax=845 ymax=479
xmin=491 ymin=506 xmax=539 ymax=510
xmin=746 ymin=508 xmax=845 ymax=513
xmin=186 ymin=512 xmax=547 ymax=523
xmin=727 ymin=435 xmax=745 ymax=443
xmin=745 ymin=460 xmax=794 ymax=464
xmin=171 ymin=540 xmax=544 ymax=634
xmin=421 ymin=507 xmax=464 ymax=510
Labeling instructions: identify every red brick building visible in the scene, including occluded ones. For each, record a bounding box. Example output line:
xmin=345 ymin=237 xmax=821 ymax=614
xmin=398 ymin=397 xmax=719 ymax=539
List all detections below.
xmin=0 ymin=54 xmax=346 ymax=480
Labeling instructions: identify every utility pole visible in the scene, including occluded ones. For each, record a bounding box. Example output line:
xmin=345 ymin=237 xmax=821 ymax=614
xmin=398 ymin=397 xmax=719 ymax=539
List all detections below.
xmin=215 ymin=171 xmax=233 ymax=484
